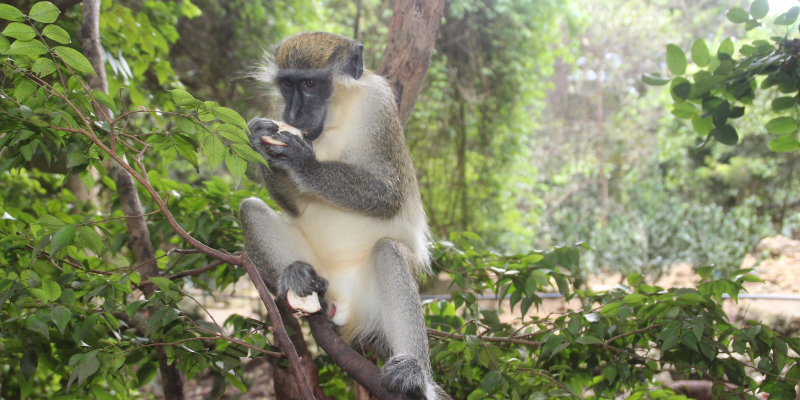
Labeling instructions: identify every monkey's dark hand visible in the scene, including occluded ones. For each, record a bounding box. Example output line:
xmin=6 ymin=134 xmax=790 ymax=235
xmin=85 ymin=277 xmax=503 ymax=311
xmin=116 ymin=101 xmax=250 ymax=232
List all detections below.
xmin=262 ymin=130 xmax=316 ymax=171
xmin=247 ymin=118 xmax=281 ymax=163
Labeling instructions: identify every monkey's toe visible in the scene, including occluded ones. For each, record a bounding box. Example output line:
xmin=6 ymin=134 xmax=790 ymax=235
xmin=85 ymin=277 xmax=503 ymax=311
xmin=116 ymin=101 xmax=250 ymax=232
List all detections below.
xmin=382 ymin=354 xmax=428 ymax=399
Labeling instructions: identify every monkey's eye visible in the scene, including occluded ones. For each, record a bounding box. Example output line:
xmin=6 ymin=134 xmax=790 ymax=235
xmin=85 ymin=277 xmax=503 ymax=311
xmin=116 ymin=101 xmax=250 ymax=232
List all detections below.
xmin=284 ymin=80 xmax=293 ymax=87
xmin=304 ymin=80 xmax=316 ymax=88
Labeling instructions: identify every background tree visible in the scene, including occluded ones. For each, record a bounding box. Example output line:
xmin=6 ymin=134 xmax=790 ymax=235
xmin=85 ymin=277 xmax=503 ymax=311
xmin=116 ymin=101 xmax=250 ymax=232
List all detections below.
xmin=1 ymin=1 xmax=799 ymax=400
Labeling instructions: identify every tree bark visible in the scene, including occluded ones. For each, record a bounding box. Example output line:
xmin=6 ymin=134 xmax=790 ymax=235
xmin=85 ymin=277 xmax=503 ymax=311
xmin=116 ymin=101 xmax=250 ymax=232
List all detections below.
xmin=272 ymin=301 xmax=332 ymax=400
xmin=77 ymin=1 xmax=185 ymax=399
xmin=595 ymin=75 xmax=608 ymax=223
xmin=377 ymin=0 xmax=445 ymax=127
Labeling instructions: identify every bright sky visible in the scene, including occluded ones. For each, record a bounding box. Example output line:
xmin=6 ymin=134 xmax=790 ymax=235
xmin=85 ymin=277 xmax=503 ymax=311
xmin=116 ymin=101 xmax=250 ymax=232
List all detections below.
xmin=770 ymin=0 xmax=800 ymax=13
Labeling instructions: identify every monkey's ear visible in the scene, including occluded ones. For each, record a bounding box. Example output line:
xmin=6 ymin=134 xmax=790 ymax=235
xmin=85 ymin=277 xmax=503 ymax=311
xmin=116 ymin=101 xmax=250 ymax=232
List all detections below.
xmin=345 ymin=44 xmax=364 ymax=80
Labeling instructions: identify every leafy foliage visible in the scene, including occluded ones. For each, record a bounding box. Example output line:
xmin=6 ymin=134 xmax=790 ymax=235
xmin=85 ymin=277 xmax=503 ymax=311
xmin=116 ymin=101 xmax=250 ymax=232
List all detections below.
xmin=0 ymin=1 xmax=797 ymax=400
xmin=647 ymin=1 xmax=800 ymax=151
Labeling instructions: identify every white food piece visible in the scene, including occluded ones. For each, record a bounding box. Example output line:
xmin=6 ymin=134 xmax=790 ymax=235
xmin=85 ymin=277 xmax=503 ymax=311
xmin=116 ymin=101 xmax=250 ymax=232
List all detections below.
xmin=260 ymin=120 xmax=303 ymax=147
xmin=274 ymin=121 xmax=303 ymax=137
xmin=286 ymin=289 xmax=322 ymax=317
xmin=331 ymin=302 xmax=349 ymax=326
xmin=261 ymin=135 xmax=288 ymax=147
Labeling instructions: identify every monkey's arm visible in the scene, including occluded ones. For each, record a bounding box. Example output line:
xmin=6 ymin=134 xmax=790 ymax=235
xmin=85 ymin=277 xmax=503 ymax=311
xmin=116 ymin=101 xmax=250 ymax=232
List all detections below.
xmin=266 ymin=131 xmax=403 ymax=219
xmin=297 ymin=160 xmax=402 ymax=219
xmin=258 ymin=164 xmax=301 ymax=217
xmin=248 ymin=119 xmax=302 ymax=216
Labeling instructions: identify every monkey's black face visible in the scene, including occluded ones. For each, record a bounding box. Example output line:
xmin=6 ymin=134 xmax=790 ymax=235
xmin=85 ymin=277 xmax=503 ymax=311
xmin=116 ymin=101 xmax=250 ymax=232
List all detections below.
xmin=276 ymin=69 xmax=333 ymax=141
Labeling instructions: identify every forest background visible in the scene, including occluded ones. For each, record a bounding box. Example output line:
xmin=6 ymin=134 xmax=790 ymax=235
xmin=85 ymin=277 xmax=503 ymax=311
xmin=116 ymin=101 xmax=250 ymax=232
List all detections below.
xmin=2 ymin=0 xmax=800 ymax=399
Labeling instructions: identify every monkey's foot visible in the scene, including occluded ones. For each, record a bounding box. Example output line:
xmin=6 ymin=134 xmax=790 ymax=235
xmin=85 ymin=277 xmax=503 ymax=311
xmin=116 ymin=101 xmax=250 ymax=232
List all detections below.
xmin=382 ymin=354 xmax=430 ymax=400
xmin=278 ymin=261 xmax=328 ymax=317
xmin=286 ymin=289 xmax=322 ymax=317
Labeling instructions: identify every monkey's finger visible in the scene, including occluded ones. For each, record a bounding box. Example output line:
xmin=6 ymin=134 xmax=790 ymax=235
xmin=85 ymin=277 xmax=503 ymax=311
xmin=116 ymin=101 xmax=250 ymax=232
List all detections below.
xmin=247 ymin=118 xmax=279 ymax=135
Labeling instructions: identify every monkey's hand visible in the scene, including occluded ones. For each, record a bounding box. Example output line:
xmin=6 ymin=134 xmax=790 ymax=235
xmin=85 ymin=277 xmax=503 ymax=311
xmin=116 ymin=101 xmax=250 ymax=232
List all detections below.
xmin=260 ymin=130 xmax=316 ymax=172
xmin=278 ymin=262 xmax=328 ymax=316
xmin=247 ymin=118 xmax=282 ymax=163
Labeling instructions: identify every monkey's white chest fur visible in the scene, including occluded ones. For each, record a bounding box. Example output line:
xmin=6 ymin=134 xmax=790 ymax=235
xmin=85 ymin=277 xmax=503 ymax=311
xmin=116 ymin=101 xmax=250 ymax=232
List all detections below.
xmin=291 ymin=200 xmax=418 ymax=327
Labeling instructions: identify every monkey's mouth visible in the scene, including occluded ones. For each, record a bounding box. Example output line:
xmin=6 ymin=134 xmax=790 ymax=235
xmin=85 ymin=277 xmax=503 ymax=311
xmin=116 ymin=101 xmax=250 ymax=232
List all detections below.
xmin=303 ymin=125 xmax=324 ymax=141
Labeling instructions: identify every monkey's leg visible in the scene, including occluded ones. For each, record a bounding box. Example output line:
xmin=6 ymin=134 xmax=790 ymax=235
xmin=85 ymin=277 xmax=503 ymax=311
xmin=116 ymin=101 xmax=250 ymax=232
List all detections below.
xmin=369 ymin=238 xmax=438 ymax=400
xmin=239 ymin=198 xmax=327 ymax=301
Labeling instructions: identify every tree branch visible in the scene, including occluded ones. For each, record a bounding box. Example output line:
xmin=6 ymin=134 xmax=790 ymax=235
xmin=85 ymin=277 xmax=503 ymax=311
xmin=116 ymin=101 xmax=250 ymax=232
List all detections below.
xmin=377 ymin=0 xmax=445 ymax=127
xmin=308 ymin=314 xmax=413 ymax=400
xmin=241 ymin=254 xmax=316 ymax=399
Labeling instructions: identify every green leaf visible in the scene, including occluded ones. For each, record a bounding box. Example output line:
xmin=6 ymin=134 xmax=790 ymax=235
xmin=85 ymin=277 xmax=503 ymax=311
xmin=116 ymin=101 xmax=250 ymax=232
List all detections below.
xmin=576 ymin=336 xmax=603 ymax=344
xmin=35 ymin=214 xmax=66 ymax=230
xmin=775 ymin=7 xmax=800 ymax=25
xmin=225 ymin=150 xmax=247 ymax=186
xmin=627 ymin=273 xmax=643 ymax=286
xmin=77 ymin=225 xmax=103 ymax=254
xmin=54 ymin=46 xmax=96 ymax=76
xmin=766 ymin=117 xmax=798 ymax=134
xmin=711 ymin=125 xmax=739 ymax=145
xmin=641 ymin=73 xmax=670 ymax=86
xmin=718 ymin=38 xmax=734 ymax=57
xmin=671 ymin=82 xmax=691 ymax=100
xmin=66 ymin=152 xmax=89 ymax=168
xmin=692 ymin=319 xmax=704 ymax=341
xmin=5 ymin=39 xmax=48 ymax=56
xmin=216 ymin=125 xmax=249 ymax=144
xmin=771 ymin=96 xmax=796 ymax=112
xmin=692 ymin=116 xmax=714 ymax=136
xmin=750 ymin=0 xmax=769 ymax=19
xmin=50 ymin=305 xmax=71 ymax=334
xmin=211 ymin=107 xmax=247 ymax=130
xmin=91 ymin=90 xmax=117 ymax=113
xmin=231 ymin=142 xmax=268 ymax=166
xmin=21 ymin=348 xmax=38 ymax=380
xmin=0 ymin=34 xmax=9 ymax=52
xmin=712 ymin=101 xmax=730 ymax=128
xmin=20 ymin=144 xmax=33 ymax=161
xmin=15 ymin=79 xmax=36 ymax=103
xmin=202 ymin=135 xmax=225 ymax=170
xmin=623 ymin=293 xmax=646 ymax=305
xmin=31 ymin=280 xmax=61 ymax=303
xmin=148 ymin=277 xmax=177 ymax=292
xmin=29 ymin=1 xmax=60 ymax=23
xmin=31 ymin=57 xmax=57 ymax=76
xmin=172 ymin=135 xmax=199 ymax=170
xmin=666 ymin=44 xmax=687 ymax=75
xmin=727 ymin=7 xmax=749 ymax=23
xmin=42 ymin=24 xmax=70 ymax=44
xmin=2 ymin=22 xmax=36 ymax=41
xmin=692 ymin=39 xmax=710 ymax=67
xmin=0 ymin=4 xmax=24 ymax=21
xmin=27 ymin=314 xmax=49 ymax=339
xmin=671 ymin=102 xmax=697 ymax=119
xmin=68 ymin=351 xmax=100 ymax=391
xmin=769 ymin=136 xmax=799 ymax=152
xmin=168 ymin=89 xmax=200 ymax=107
xmin=126 ymin=300 xmax=148 ymax=320
xmin=50 ymin=225 xmax=76 ymax=256
xmin=481 ymin=371 xmax=501 ymax=393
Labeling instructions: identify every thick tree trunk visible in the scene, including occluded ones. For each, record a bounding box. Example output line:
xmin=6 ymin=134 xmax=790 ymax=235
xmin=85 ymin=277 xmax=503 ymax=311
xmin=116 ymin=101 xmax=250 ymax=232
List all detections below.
xmin=77 ymin=1 xmax=185 ymax=399
xmin=377 ymin=0 xmax=445 ymax=127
